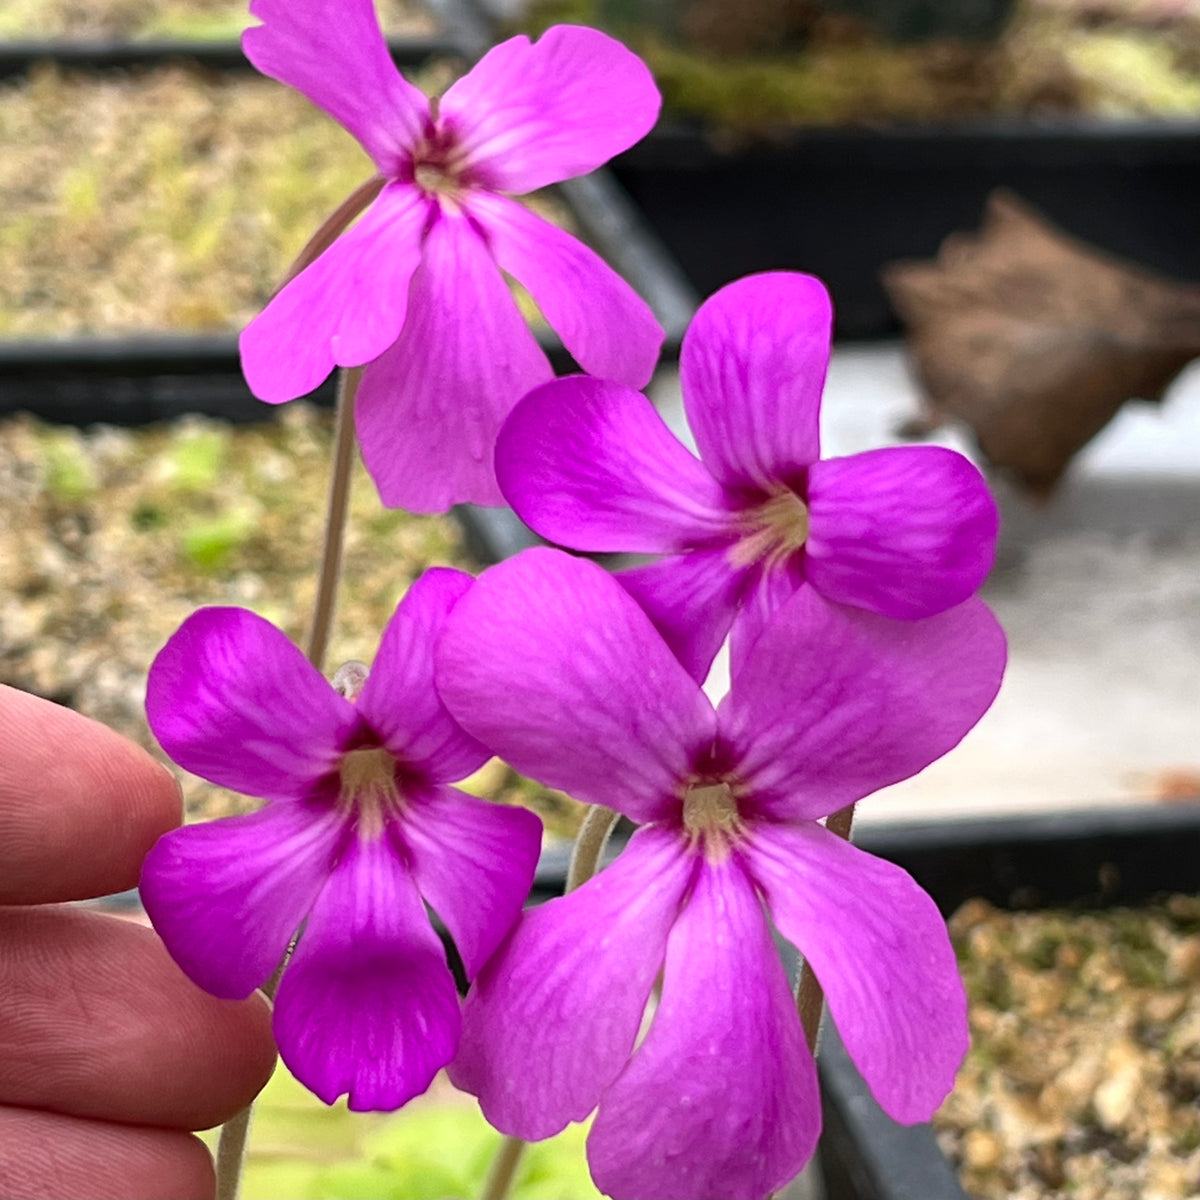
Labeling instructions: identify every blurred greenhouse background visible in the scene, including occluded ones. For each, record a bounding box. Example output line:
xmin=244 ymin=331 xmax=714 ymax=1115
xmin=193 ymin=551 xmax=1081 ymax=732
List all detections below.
xmin=1 ymin=0 xmax=1197 ymax=1197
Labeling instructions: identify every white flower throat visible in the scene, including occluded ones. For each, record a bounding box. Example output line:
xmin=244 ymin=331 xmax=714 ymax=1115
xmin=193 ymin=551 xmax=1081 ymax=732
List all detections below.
xmin=337 ymin=746 xmax=401 ymax=839
xmin=682 ymin=780 xmax=743 ymax=859
xmin=729 ymin=489 xmax=811 ymax=570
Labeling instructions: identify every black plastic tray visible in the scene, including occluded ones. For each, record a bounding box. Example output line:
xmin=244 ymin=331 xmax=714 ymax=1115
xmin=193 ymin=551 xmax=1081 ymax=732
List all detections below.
xmin=815 ymin=802 xmax=1200 ymax=1200
xmin=608 ymin=118 xmax=1200 ymax=339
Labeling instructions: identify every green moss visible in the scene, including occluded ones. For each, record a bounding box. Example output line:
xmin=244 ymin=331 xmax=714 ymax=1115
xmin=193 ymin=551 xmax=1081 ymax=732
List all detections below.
xmin=521 ymin=0 xmax=1199 ymax=132
xmin=180 ymin=506 xmax=256 ymax=571
xmin=164 ymin=425 xmax=228 ymax=493
xmin=40 ymin=430 xmax=96 ymax=503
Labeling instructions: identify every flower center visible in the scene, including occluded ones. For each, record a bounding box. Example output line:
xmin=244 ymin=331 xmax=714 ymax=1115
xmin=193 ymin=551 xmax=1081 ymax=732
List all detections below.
xmin=728 ymin=489 xmax=810 ymax=570
xmin=337 ymin=746 xmax=401 ymax=840
xmin=413 ymin=161 xmax=461 ymax=196
xmin=410 ymin=120 xmax=471 ymax=204
xmin=682 ymin=781 xmax=742 ymax=859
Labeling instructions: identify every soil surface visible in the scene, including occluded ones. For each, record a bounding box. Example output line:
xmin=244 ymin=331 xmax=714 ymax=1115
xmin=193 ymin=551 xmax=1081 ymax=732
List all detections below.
xmin=938 ymin=895 xmax=1200 ymax=1199
xmin=0 ymin=408 xmax=583 ymax=836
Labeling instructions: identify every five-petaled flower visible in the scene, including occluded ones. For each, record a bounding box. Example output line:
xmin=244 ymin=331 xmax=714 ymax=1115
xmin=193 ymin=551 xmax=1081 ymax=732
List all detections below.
xmin=496 ymin=271 xmax=999 ymax=681
xmin=239 ymin=0 xmax=664 ymax=512
xmin=140 ymin=569 xmax=541 ymax=1110
xmin=435 ymin=548 xmax=1006 ymax=1200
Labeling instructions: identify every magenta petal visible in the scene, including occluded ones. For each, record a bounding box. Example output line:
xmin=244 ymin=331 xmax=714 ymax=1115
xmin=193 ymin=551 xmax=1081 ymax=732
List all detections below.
xmin=398 ymin=784 xmax=543 ymax=979
xmin=146 ymin=607 xmax=359 ymax=802
xmin=470 ymin=193 xmax=662 ymax=387
xmin=807 ymin=446 xmax=999 ymax=618
xmin=727 ymin=556 xmax=806 ymax=679
xmin=496 ymin=376 xmax=735 ymax=554
xmin=721 ymin=589 xmax=1006 ymax=821
xmin=140 ymin=801 xmax=341 ymax=1000
xmin=681 ymin=273 xmax=831 ymax=490
xmin=355 ymin=211 xmax=554 ymax=511
xmin=436 ymin=548 xmax=715 ymax=824
xmin=357 ymin=568 xmax=490 ymax=783
xmin=240 ymin=181 xmax=429 ymax=403
xmin=588 ymin=856 xmax=820 ymax=1200
xmin=450 ymin=826 xmax=693 ymax=1139
xmin=439 ymin=26 xmax=660 ymax=194
xmin=243 ymin=0 xmax=429 ymax=173
xmin=274 ymin=831 xmax=461 ymax=1111
xmin=742 ymin=821 xmax=967 ymax=1123
xmin=617 ymin=548 xmax=747 ymax=683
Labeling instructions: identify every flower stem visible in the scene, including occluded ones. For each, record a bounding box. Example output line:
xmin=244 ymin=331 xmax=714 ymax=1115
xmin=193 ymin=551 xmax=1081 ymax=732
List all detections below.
xmin=214 ymin=370 xmax=360 ymax=1199
xmin=306 ymin=367 xmax=362 ymax=671
xmin=482 ymin=1134 xmax=528 ymax=1200
xmin=214 ymin=949 xmax=293 ymax=1198
xmin=566 ymin=804 xmax=620 ymax=894
xmin=279 ymin=174 xmax=385 ymax=289
xmin=478 ymin=804 xmax=619 ymax=1200
xmin=797 ymin=803 xmax=857 ymax=1054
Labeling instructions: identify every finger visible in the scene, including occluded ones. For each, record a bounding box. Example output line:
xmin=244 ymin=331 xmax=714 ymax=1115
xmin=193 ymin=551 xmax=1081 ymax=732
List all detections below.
xmin=0 ymin=1107 xmax=215 ymax=1200
xmin=0 ymin=906 xmax=276 ymax=1131
xmin=0 ymin=684 xmax=182 ymax=904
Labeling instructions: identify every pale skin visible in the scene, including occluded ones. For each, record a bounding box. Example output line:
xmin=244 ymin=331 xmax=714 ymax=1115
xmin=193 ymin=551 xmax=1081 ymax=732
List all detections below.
xmin=0 ymin=684 xmax=277 ymax=1200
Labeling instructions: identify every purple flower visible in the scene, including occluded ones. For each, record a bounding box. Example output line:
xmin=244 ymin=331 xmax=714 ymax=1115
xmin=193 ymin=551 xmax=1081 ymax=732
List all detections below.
xmin=239 ymin=2 xmax=664 ymax=513
xmin=496 ymin=272 xmax=999 ymax=681
xmin=139 ymin=569 xmax=541 ymax=1110
xmin=435 ymin=548 xmax=1006 ymax=1200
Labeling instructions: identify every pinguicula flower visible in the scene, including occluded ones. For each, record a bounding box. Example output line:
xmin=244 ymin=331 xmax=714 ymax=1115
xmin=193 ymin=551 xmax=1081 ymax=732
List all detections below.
xmin=139 ymin=569 xmax=541 ymax=1109
xmin=239 ymin=0 xmax=664 ymax=513
xmin=435 ymin=548 xmax=1006 ymax=1200
xmin=496 ymin=271 xmax=999 ymax=681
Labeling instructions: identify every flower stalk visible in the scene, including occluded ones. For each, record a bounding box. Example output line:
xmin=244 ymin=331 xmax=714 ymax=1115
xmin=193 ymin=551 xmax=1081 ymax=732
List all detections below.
xmin=479 ymin=802 xmax=621 ymax=1199
xmin=306 ymin=367 xmax=363 ymax=671
xmin=212 ymin=365 xmax=361 ymax=1200
xmin=796 ymin=803 xmax=857 ymax=1054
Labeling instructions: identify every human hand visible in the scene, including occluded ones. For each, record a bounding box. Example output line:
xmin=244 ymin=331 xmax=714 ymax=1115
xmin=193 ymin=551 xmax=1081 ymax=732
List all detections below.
xmin=0 ymin=684 xmax=277 ymax=1199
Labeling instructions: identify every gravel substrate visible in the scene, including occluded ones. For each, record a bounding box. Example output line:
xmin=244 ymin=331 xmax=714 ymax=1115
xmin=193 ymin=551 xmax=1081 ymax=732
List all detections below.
xmin=938 ymin=895 xmax=1200 ymax=1200
xmin=0 ymin=60 xmax=572 ymax=341
xmin=0 ymin=408 xmax=583 ymax=836
xmin=0 ymin=63 xmax=440 ymax=339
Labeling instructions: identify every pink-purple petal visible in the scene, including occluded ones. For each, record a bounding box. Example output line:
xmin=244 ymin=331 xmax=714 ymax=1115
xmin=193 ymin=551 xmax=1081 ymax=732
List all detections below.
xmin=357 ymin=568 xmax=490 ymax=783
xmin=273 ymin=831 xmax=461 ymax=1112
xmin=146 ymin=607 xmax=359 ymax=803
xmin=439 ymin=26 xmax=660 ymax=194
xmin=588 ymin=855 xmax=820 ymax=1200
xmin=496 ymin=377 xmax=735 ymax=554
xmin=469 ymin=192 xmax=662 ymax=387
xmin=720 ymin=589 xmax=1006 ymax=822
xmin=243 ymin=0 xmax=429 ymax=174
xmin=355 ymin=210 xmax=554 ymax=511
xmin=681 ymin=273 xmax=831 ymax=491
xmin=436 ymin=548 xmax=714 ymax=824
xmin=140 ymin=801 xmax=342 ymax=1000
xmin=450 ymin=826 xmax=694 ymax=1139
xmin=741 ymin=821 xmax=967 ymax=1123
xmin=396 ymin=784 xmax=543 ymax=979
xmin=239 ymin=181 xmax=429 ymax=404
xmin=727 ymin=556 xmax=806 ymax=679
xmin=617 ymin=548 xmax=747 ymax=684
xmin=806 ymin=446 xmax=999 ymax=618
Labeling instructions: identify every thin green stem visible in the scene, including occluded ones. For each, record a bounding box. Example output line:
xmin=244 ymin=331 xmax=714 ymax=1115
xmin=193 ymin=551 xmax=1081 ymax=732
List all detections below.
xmin=566 ymin=804 xmax=620 ymax=894
xmin=478 ymin=804 xmax=619 ymax=1200
xmin=213 ymin=369 xmax=360 ymax=1200
xmin=482 ymin=1134 xmax=528 ymax=1200
xmin=214 ymin=944 xmax=295 ymax=1197
xmin=796 ymin=803 xmax=857 ymax=1054
xmin=279 ymin=174 xmax=385 ymax=290
xmin=306 ymin=367 xmax=361 ymax=671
